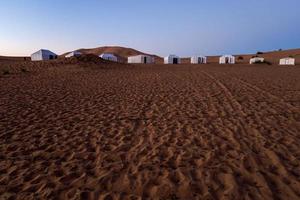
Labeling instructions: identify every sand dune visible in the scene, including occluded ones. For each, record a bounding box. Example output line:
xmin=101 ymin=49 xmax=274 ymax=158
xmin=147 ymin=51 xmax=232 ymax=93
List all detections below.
xmin=0 ymin=60 xmax=300 ymax=199
xmin=62 ymin=46 xmax=162 ymax=63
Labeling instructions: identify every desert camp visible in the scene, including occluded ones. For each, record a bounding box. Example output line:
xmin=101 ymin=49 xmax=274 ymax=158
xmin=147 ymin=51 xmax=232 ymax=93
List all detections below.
xmin=1 ymin=0 xmax=300 ymax=199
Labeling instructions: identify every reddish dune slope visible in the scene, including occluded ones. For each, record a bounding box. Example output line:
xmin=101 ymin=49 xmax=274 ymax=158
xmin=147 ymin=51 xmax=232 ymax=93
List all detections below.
xmin=63 ymin=46 xmax=162 ymax=63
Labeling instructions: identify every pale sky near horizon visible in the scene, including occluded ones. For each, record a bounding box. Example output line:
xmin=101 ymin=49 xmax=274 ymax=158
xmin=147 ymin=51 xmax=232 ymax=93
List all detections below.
xmin=0 ymin=0 xmax=300 ymax=57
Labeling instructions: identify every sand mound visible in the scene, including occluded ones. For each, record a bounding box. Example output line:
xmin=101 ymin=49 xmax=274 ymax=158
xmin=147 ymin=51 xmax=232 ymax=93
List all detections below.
xmin=78 ymin=46 xmax=147 ymax=57
xmin=63 ymin=46 xmax=163 ymax=63
xmin=62 ymin=54 xmax=110 ymax=65
xmin=0 ymin=54 xmax=124 ymax=76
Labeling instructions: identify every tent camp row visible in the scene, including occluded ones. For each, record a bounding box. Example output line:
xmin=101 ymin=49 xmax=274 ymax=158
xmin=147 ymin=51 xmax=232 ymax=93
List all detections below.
xmin=30 ymin=49 xmax=297 ymax=65
xmin=129 ymin=55 xmax=235 ymax=64
xmin=128 ymin=55 xmax=203 ymax=64
xmin=30 ymin=50 xmax=119 ymax=62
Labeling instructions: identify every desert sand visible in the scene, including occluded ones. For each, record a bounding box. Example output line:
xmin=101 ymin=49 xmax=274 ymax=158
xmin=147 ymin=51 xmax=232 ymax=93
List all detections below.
xmin=0 ymin=58 xmax=300 ymax=200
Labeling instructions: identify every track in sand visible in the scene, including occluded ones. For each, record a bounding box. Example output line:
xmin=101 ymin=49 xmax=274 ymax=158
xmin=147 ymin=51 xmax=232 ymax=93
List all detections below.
xmin=0 ymin=63 xmax=300 ymax=199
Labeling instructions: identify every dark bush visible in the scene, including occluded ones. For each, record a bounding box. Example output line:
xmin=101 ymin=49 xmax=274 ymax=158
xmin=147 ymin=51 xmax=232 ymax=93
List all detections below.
xmin=265 ymin=61 xmax=272 ymax=65
xmin=21 ymin=68 xmax=29 ymax=73
xmin=254 ymin=60 xmax=264 ymax=64
xmin=238 ymin=56 xmax=244 ymax=60
xmin=256 ymin=51 xmax=263 ymax=55
xmin=252 ymin=59 xmax=271 ymax=65
xmin=2 ymin=69 xmax=10 ymax=75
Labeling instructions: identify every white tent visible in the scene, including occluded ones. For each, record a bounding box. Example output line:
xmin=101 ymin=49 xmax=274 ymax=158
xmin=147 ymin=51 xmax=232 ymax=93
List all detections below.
xmin=128 ymin=55 xmax=154 ymax=64
xmin=164 ymin=55 xmax=181 ymax=64
xmin=219 ymin=55 xmax=235 ymax=64
xmin=65 ymin=51 xmax=82 ymax=58
xmin=191 ymin=56 xmax=207 ymax=64
xmin=250 ymin=57 xmax=264 ymax=64
xmin=100 ymin=53 xmax=118 ymax=62
xmin=31 ymin=49 xmax=58 ymax=61
xmin=279 ymin=57 xmax=295 ymax=66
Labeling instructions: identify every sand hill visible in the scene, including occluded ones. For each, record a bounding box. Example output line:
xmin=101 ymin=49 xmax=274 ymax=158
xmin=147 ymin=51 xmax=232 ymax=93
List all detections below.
xmin=63 ymin=46 xmax=163 ymax=63
xmin=0 ymin=54 xmax=126 ymax=76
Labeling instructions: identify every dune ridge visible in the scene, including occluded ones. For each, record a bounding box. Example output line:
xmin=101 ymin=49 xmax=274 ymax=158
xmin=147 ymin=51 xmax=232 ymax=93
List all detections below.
xmin=62 ymin=46 xmax=162 ymax=63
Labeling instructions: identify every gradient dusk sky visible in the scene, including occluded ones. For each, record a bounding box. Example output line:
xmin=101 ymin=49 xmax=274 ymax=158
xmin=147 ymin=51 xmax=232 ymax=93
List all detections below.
xmin=1 ymin=0 xmax=300 ymax=56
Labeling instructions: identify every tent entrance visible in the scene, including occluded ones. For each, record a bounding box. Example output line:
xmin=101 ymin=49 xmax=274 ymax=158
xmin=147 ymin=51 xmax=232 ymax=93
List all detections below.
xmin=225 ymin=57 xmax=229 ymax=64
xmin=144 ymin=57 xmax=147 ymax=64
xmin=173 ymin=58 xmax=178 ymax=64
xmin=49 ymin=55 xmax=54 ymax=60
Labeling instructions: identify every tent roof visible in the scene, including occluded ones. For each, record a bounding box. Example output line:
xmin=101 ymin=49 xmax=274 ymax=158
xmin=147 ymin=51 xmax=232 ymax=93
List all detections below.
xmin=33 ymin=49 xmax=57 ymax=55
xmin=100 ymin=53 xmax=117 ymax=57
xmin=166 ymin=55 xmax=179 ymax=58
xmin=250 ymin=57 xmax=264 ymax=59
xmin=67 ymin=51 xmax=81 ymax=54
xmin=128 ymin=54 xmax=151 ymax=58
xmin=280 ymin=57 xmax=295 ymax=60
xmin=221 ymin=55 xmax=234 ymax=57
xmin=192 ymin=55 xmax=206 ymax=58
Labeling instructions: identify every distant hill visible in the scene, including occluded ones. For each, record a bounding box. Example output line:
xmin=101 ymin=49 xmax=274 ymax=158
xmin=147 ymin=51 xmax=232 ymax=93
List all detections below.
xmin=63 ymin=46 xmax=163 ymax=63
xmin=0 ymin=56 xmax=30 ymax=61
xmin=1 ymin=47 xmax=299 ymax=65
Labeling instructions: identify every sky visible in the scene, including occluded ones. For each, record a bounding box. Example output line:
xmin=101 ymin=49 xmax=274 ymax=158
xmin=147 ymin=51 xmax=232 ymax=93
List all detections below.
xmin=0 ymin=0 xmax=300 ymax=57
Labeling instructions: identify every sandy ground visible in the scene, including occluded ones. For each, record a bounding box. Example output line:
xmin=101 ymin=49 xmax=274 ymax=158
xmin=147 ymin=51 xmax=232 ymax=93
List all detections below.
xmin=0 ymin=62 xmax=300 ymax=200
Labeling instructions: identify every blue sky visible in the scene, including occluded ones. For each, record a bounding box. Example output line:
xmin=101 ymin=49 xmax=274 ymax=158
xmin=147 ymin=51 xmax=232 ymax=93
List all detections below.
xmin=0 ymin=0 xmax=300 ymax=56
